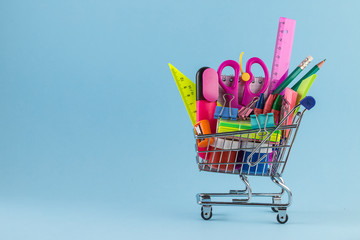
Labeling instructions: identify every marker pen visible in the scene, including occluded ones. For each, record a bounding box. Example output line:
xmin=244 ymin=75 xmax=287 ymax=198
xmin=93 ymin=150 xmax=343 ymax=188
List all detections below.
xmin=196 ymin=67 xmax=219 ymax=133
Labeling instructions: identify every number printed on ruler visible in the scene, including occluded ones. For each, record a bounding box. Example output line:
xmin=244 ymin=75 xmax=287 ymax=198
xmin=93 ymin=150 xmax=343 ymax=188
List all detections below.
xmin=269 ymin=17 xmax=296 ymax=93
xmin=169 ymin=63 xmax=197 ymax=125
xmin=180 ymin=76 xmax=197 ymax=114
xmin=181 ymin=79 xmax=195 ymax=106
xmin=272 ymin=21 xmax=286 ymax=78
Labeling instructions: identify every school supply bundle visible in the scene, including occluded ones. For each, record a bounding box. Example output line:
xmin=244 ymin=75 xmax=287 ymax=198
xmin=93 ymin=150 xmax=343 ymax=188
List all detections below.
xmin=169 ymin=17 xmax=323 ymax=224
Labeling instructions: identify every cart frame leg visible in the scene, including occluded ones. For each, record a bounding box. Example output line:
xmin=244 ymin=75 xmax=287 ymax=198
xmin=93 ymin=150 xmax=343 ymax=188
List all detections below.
xmin=196 ymin=175 xmax=292 ymax=222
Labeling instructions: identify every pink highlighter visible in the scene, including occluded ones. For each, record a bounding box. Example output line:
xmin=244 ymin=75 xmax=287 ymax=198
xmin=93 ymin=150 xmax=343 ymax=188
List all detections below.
xmin=196 ymin=67 xmax=219 ymax=133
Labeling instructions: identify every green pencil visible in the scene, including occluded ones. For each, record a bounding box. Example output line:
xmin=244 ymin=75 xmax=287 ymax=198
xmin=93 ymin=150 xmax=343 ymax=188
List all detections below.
xmin=291 ymin=59 xmax=326 ymax=91
xmin=272 ymin=56 xmax=313 ymax=95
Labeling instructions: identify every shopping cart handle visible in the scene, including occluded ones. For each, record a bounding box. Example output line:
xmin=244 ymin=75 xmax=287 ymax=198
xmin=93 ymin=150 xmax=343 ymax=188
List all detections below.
xmin=300 ymin=96 xmax=316 ymax=110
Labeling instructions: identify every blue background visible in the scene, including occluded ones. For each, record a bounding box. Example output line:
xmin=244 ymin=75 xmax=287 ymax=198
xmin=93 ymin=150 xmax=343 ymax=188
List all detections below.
xmin=1 ymin=0 xmax=359 ymax=239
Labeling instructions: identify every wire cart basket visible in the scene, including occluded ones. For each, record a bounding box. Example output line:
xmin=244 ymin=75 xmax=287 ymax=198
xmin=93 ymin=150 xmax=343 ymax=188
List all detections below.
xmin=194 ymin=96 xmax=316 ymax=224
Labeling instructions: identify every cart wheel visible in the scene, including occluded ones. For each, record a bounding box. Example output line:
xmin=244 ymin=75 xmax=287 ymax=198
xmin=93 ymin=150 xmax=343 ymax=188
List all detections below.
xmin=277 ymin=214 xmax=288 ymax=224
xmin=201 ymin=206 xmax=212 ymax=220
xmin=271 ymin=207 xmax=278 ymax=213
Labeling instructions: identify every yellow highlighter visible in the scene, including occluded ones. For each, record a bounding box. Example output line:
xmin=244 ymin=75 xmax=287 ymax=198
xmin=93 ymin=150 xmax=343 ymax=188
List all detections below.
xmin=294 ymin=74 xmax=317 ymax=114
xmin=296 ymin=74 xmax=317 ymax=104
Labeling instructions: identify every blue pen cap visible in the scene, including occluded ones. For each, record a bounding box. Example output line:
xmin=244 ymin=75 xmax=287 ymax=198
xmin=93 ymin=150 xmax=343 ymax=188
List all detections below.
xmin=300 ymin=96 xmax=316 ymax=110
xmin=255 ymin=93 xmax=265 ymax=109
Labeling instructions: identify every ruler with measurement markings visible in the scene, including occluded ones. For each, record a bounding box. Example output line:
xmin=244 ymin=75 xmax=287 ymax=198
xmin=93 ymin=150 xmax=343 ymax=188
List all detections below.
xmin=169 ymin=63 xmax=197 ymax=125
xmin=269 ymin=17 xmax=296 ymax=94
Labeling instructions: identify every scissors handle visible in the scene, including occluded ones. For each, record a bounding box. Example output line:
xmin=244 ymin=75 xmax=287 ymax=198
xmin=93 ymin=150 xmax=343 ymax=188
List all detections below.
xmin=241 ymin=57 xmax=269 ymax=106
xmin=217 ymin=60 xmax=241 ymax=108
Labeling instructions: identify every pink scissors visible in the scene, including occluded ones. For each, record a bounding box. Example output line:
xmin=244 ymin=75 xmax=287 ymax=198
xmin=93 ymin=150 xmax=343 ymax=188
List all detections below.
xmin=217 ymin=56 xmax=269 ymax=109
xmin=240 ymin=57 xmax=269 ymax=106
xmin=217 ymin=60 xmax=241 ymax=109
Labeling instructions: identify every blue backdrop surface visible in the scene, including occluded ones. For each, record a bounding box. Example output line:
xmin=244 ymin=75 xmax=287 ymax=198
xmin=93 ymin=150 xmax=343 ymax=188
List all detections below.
xmin=1 ymin=0 xmax=359 ymax=239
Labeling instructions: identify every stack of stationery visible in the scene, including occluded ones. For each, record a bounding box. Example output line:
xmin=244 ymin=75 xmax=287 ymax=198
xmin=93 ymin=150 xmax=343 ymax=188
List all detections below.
xmin=169 ymin=16 xmax=325 ymax=166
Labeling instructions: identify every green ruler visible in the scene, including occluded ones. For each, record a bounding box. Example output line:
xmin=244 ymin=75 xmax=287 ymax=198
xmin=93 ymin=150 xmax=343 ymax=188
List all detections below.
xmin=169 ymin=63 xmax=197 ymax=125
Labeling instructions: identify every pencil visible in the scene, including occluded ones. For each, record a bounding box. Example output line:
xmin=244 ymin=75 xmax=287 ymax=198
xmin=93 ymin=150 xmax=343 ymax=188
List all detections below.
xmin=291 ymin=59 xmax=326 ymax=91
xmin=272 ymin=56 xmax=313 ymax=95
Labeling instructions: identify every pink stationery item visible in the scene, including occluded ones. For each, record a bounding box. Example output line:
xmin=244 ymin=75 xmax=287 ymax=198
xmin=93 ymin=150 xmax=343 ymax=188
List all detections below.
xmin=218 ymin=76 xmax=267 ymax=107
xmin=282 ymin=87 xmax=298 ymax=137
xmin=196 ymin=67 xmax=219 ymax=160
xmin=238 ymin=97 xmax=259 ymax=120
xmin=241 ymin=57 xmax=269 ymax=106
xmin=196 ymin=67 xmax=219 ymax=133
xmin=263 ymin=94 xmax=276 ymax=114
xmin=217 ymin=60 xmax=241 ymax=109
xmin=268 ymin=17 xmax=296 ymax=95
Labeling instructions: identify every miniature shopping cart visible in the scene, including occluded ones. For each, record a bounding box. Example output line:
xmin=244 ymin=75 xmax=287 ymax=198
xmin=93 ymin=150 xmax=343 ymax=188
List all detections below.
xmin=194 ymin=96 xmax=316 ymax=224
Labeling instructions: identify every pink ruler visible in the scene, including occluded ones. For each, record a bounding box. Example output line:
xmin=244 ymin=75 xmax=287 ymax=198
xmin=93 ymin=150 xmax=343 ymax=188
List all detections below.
xmin=269 ymin=17 xmax=296 ymax=94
